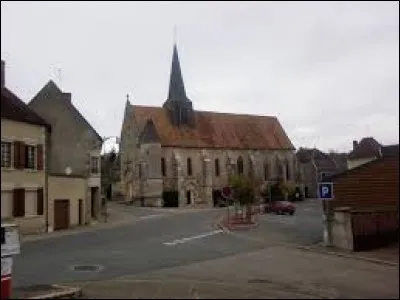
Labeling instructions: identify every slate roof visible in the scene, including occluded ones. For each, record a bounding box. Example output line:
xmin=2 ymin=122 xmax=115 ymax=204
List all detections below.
xmin=1 ymin=87 xmax=51 ymax=130
xmin=348 ymin=137 xmax=382 ymax=160
xmin=132 ymin=105 xmax=295 ymax=150
xmin=29 ymin=80 xmax=102 ymax=143
xmin=381 ymin=144 xmax=399 ymax=158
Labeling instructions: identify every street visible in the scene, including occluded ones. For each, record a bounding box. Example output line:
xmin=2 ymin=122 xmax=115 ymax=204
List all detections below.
xmin=12 ymin=199 xmax=399 ymax=298
xmin=13 ymin=205 xmax=257 ymax=288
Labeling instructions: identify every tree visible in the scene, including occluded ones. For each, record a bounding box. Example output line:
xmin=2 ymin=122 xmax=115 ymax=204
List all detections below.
xmin=228 ymin=174 xmax=256 ymax=222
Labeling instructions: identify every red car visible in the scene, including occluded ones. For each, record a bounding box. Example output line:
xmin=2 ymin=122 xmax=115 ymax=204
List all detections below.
xmin=264 ymin=201 xmax=296 ymax=215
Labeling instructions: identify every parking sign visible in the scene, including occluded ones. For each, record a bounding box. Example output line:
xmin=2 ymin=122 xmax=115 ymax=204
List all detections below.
xmin=318 ymin=182 xmax=334 ymax=200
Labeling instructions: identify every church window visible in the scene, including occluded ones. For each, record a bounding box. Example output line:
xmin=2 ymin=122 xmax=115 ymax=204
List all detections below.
xmin=264 ymin=163 xmax=269 ymax=181
xmin=215 ymin=159 xmax=220 ymax=177
xmin=286 ymin=161 xmax=290 ymax=181
xmin=237 ymin=156 xmax=244 ymax=175
xmin=161 ymin=158 xmax=166 ymax=177
xmin=187 ymin=157 xmax=192 ymax=176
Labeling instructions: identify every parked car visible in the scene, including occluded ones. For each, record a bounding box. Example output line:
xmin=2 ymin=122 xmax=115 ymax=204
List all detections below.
xmin=264 ymin=200 xmax=296 ymax=215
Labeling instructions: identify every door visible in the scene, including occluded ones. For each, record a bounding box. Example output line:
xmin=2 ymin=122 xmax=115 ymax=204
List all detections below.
xmin=186 ymin=190 xmax=191 ymax=205
xmin=54 ymin=199 xmax=69 ymax=230
xmin=78 ymin=199 xmax=83 ymax=225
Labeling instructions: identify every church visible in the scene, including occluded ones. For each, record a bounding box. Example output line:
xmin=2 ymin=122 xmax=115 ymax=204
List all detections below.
xmin=119 ymin=44 xmax=298 ymax=207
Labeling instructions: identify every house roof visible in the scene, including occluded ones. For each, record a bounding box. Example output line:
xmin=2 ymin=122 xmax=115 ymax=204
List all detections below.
xmin=29 ymin=80 xmax=102 ymax=143
xmin=381 ymin=144 xmax=399 ymax=158
xmin=1 ymin=87 xmax=51 ymax=130
xmin=132 ymin=105 xmax=295 ymax=150
xmin=325 ymin=154 xmax=399 ymax=210
xmin=348 ymin=137 xmax=382 ymax=160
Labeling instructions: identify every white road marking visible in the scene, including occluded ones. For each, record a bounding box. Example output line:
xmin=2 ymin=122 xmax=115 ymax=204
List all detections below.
xmin=139 ymin=214 xmax=164 ymax=220
xmin=163 ymin=229 xmax=224 ymax=246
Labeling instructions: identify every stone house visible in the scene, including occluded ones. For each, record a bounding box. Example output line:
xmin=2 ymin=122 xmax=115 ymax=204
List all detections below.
xmin=322 ymin=147 xmax=399 ymax=251
xmin=1 ymin=60 xmax=51 ymax=235
xmin=296 ymin=148 xmax=347 ymax=198
xmin=347 ymin=137 xmax=382 ymax=170
xmin=28 ymin=81 xmax=103 ymax=231
xmin=120 ymin=44 xmax=297 ymax=208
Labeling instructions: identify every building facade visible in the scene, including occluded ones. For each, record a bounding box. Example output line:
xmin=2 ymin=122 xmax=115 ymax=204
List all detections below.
xmin=120 ymin=45 xmax=298 ymax=207
xmin=28 ymin=81 xmax=103 ymax=231
xmin=1 ymin=61 xmax=51 ymax=234
xmin=296 ymin=148 xmax=347 ymax=198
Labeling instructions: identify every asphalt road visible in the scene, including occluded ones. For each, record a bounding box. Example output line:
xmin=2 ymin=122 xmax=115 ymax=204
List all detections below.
xmin=12 ymin=199 xmax=323 ymax=288
xmin=256 ymin=198 xmax=324 ymax=245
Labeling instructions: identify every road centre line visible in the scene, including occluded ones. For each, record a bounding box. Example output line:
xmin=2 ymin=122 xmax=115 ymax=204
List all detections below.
xmin=163 ymin=229 xmax=224 ymax=246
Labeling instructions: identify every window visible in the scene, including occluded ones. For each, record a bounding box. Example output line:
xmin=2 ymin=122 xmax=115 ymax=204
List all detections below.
xmin=91 ymin=156 xmax=100 ymax=174
xmin=138 ymin=164 xmax=142 ymax=179
xmin=215 ymin=159 xmax=220 ymax=177
xmin=264 ymin=163 xmax=269 ymax=181
xmin=285 ymin=162 xmax=290 ymax=181
xmin=237 ymin=156 xmax=244 ymax=175
xmin=161 ymin=158 xmax=166 ymax=177
xmin=1 ymin=141 xmax=11 ymax=168
xmin=187 ymin=158 xmax=192 ymax=176
xmin=1 ymin=227 xmax=4 ymax=245
xmin=320 ymin=172 xmax=332 ymax=181
xmin=25 ymin=145 xmax=36 ymax=169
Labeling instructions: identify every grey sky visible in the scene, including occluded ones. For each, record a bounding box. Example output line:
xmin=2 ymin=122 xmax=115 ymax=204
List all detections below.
xmin=1 ymin=1 xmax=399 ymax=153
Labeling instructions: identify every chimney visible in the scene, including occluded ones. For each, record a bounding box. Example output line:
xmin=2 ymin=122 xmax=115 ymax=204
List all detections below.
xmin=353 ymin=140 xmax=358 ymax=150
xmin=1 ymin=60 xmax=5 ymax=88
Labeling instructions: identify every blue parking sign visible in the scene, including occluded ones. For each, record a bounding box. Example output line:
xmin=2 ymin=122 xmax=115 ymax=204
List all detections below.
xmin=318 ymin=182 xmax=334 ymax=200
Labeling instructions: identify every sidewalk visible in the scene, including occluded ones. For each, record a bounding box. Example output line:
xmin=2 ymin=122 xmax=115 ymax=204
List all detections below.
xmin=216 ymin=211 xmax=399 ymax=267
xmin=20 ymin=202 xmax=145 ymax=243
xmin=72 ymin=244 xmax=398 ymax=299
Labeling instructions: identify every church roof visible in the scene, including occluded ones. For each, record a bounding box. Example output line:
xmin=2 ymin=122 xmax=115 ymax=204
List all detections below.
xmin=132 ymin=105 xmax=295 ymax=150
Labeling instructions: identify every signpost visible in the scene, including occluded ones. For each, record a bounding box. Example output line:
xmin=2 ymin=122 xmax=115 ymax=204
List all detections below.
xmin=318 ymin=182 xmax=334 ymax=247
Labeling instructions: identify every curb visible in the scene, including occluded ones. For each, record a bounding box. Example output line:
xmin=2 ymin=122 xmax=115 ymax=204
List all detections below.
xmin=294 ymin=245 xmax=399 ymax=267
xmin=213 ymin=216 xmax=398 ymax=267
xmin=24 ymin=285 xmax=82 ymax=299
xmin=214 ymin=215 xmax=259 ymax=232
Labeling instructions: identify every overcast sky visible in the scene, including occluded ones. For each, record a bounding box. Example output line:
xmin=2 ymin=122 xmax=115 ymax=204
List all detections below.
xmin=1 ymin=1 xmax=399 ymax=153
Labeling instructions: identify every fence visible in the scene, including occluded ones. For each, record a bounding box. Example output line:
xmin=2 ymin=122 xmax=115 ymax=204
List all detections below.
xmin=351 ymin=209 xmax=399 ymax=251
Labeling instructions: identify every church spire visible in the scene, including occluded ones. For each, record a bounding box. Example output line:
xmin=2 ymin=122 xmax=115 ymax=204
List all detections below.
xmin=163 ymin=41 xmax=195 ymax=127
xmin=167 ymin=43 xmax=188 ymax=102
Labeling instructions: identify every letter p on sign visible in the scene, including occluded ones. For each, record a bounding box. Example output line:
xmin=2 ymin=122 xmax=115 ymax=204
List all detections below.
xmin=318 ymin=183 xmax=333 ymax=200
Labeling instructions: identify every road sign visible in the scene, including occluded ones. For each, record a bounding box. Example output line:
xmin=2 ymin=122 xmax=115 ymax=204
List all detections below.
xmin=318 ymin=182 xmax=334 ymax=200
xmin=221 ymin=186 xmax=233 ymax=199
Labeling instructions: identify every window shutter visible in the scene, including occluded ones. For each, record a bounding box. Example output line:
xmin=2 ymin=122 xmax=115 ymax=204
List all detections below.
xmin=37 ymin=188 xmax=44 ymax=215
xmin=13 ymin=141 xmax=20 ymax=169
xmin=13 ymin=189 xmax=18 ymax=217
xmin=13 ymin=188 xmax=25 ymax=217
xmin=19 ymin=143 xmax=26 ymax=169
xmin=37 ymin=145 xmax=43 ymax=170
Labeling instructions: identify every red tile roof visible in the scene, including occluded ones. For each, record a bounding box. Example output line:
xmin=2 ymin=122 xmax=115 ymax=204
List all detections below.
xmin=132 ymin=105 xmax=295 ymax=150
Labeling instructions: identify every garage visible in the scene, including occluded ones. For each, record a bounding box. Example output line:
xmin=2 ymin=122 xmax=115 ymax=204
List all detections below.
xmin=54 ymin=199 xmax=70 ymax=231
